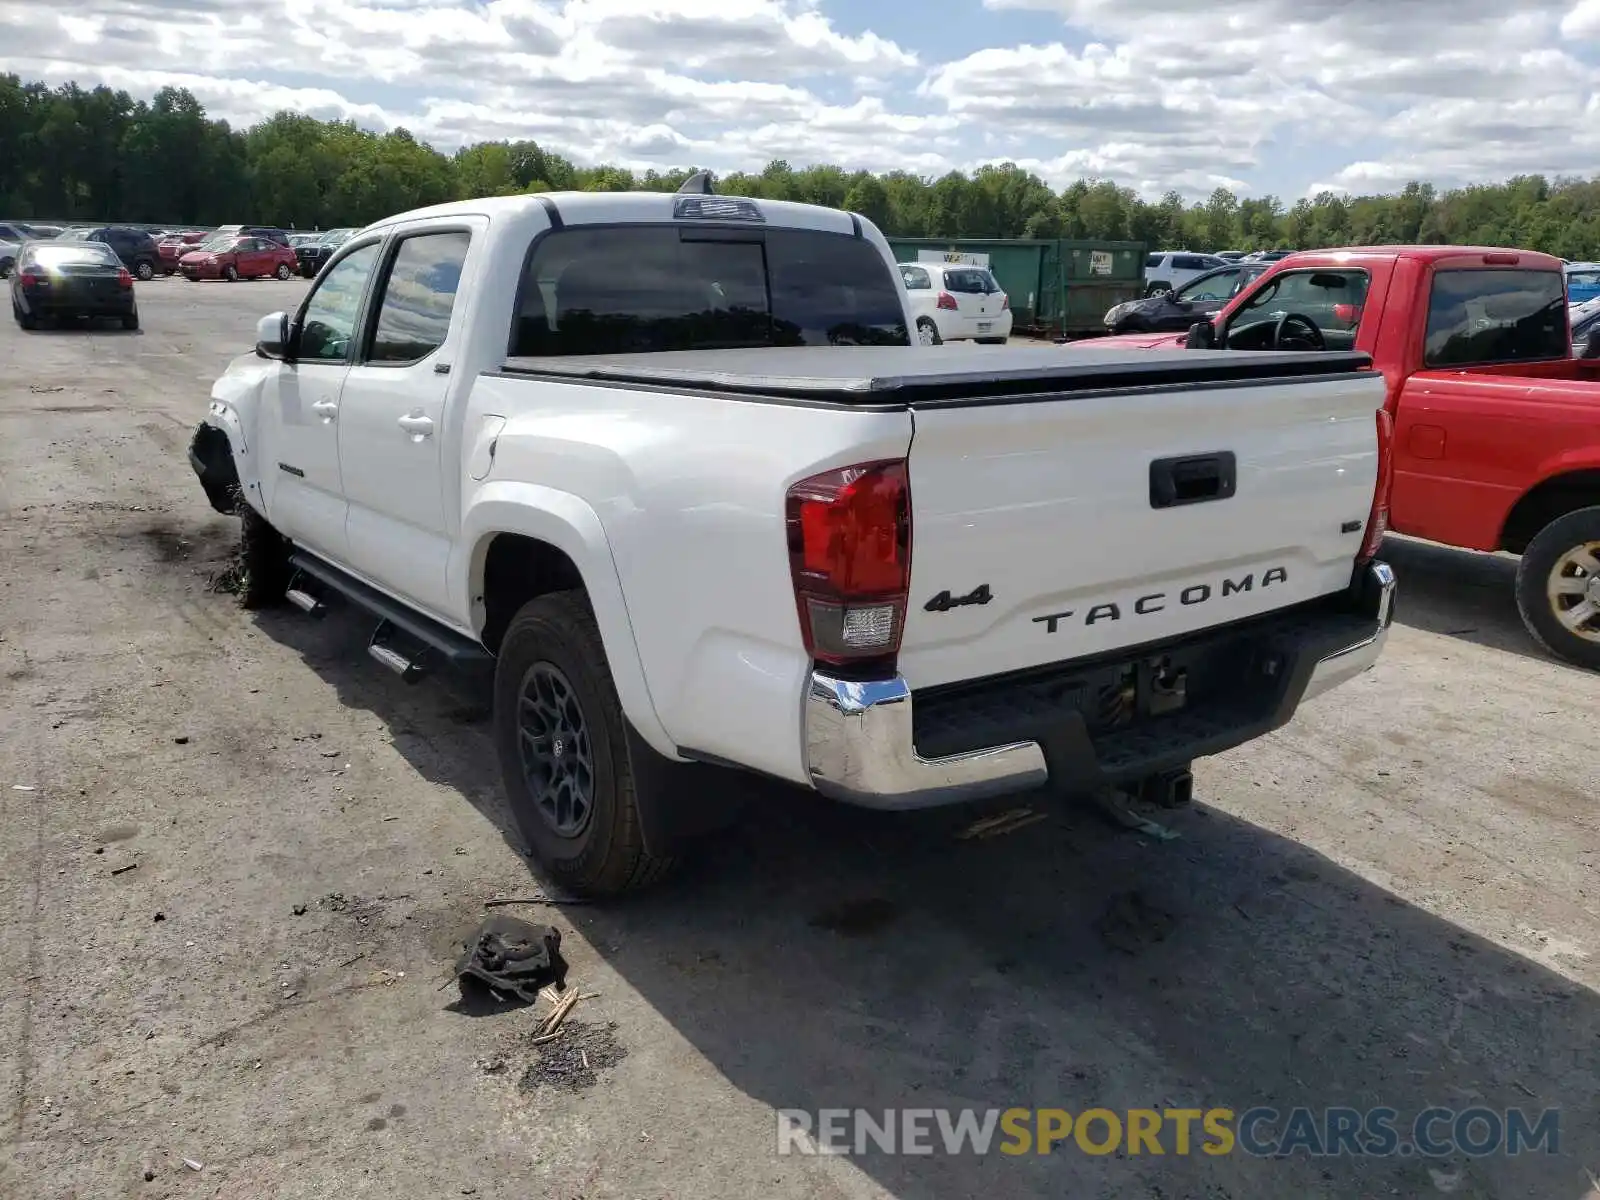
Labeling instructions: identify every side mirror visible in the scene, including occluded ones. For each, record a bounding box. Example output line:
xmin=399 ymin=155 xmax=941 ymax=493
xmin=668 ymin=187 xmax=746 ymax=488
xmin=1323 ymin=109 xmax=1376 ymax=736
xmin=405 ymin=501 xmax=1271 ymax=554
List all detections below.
xmin=256 ymin=311 xmax=289 ymax=360
xmin=1184 ymin=320 xmax=1217 ymax=350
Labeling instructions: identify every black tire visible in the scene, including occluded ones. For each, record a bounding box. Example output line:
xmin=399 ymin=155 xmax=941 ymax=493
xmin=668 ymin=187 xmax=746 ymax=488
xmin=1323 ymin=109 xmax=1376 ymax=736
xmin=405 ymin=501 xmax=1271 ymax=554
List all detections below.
xmin=13 ymin=301 xmax=36 ymax=330
xmin=1145 ymin=281 xmax=1171 ymax=298
xmin=1515 ymin=506 xmax=1600 ymax=670
xmin=0 ymin=257 xmax=13 ymax=279
xmin=223 ymin=264 xmax=238 ymax=282
xmin=238 ymin=498 xmax=290 ymax=609
xmin=121 ymin=311 xmax=139 ymax=331
xmin=493 ymin=592 xmax=674 ymax=897
xmin=915 ymin=317 xmax=943 ymax=346
xmin=275 ymin=263 xmax=292 ymax=280
xmin=134 ymin=260 xmax=155 ymax=282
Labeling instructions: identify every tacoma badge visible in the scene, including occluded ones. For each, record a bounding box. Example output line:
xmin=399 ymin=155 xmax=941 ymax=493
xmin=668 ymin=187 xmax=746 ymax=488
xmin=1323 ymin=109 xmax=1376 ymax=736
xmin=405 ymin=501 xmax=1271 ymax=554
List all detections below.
xmin=925 ymin=584 xmax=993 ymax=613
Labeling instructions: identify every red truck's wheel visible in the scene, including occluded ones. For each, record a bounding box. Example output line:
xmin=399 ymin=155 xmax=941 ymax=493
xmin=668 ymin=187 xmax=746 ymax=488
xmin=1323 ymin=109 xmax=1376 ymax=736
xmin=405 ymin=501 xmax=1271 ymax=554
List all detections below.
xmin=1516 ymin=506 xmax=1600 ymax=670
xmin=493 ymin=591 xmax=675 ymax=896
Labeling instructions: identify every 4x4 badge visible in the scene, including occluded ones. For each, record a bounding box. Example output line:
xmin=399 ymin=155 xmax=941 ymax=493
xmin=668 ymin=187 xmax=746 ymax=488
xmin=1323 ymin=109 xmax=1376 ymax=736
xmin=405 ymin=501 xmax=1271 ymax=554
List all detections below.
xmin=924 ymin=584 xmax=993 ymax=613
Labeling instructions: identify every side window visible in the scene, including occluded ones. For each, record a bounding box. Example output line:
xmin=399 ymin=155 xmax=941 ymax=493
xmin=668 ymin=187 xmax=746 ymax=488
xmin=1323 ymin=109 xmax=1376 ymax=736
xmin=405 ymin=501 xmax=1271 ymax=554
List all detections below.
xmin=297 ymin=242 xmax=380 ymax=363
xmin=1146 ymin=254 xmax=1164 ymax=269
xmin=1233 ymin=269 xmax=1369 ymax=325
xmin=1424 ymin=269 xmax=1568 ymax=367
xmin=1173 ymin=254 xmax=1208 ymax=272
xmin=900 ymin=265 xmax=932 ymax=290
xmin=1178 ymin=268 xmax=1239 ymax=303
xmin=1224 ymin=268 xmax=1371 ymax=351
xmin=366 ymin=230 xmax=471 ymax=365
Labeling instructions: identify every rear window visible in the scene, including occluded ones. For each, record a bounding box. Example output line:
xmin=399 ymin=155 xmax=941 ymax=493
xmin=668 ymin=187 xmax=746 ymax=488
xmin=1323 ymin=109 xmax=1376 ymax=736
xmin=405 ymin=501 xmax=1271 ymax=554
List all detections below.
xmin=511 ymin=226 xmax=908 ymax=355
xmin=23 ymin=243 xmax=119 ymax=267
xmin=943 ymin=268 xmax=993 ymax=294
xmin=1425 ymin=269 xmax=1568 ymax=367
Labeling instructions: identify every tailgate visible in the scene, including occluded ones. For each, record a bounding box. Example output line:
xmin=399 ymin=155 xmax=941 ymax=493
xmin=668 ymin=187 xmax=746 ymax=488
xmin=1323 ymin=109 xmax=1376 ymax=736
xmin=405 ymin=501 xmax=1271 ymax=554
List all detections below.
xmin=899 ymin=367 xmax=1386 ymax=688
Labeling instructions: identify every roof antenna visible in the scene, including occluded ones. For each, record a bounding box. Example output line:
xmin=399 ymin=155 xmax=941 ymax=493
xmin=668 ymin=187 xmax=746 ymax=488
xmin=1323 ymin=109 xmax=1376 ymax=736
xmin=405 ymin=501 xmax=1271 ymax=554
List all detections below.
xmin=677 ymin=170 xmax=714 ymax=195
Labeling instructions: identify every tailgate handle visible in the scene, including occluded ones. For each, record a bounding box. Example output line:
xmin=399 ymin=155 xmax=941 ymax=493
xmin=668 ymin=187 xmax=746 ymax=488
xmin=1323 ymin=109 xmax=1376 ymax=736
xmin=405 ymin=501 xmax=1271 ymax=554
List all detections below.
xmin=1150 ymin=452 xmax=1236 ymax=509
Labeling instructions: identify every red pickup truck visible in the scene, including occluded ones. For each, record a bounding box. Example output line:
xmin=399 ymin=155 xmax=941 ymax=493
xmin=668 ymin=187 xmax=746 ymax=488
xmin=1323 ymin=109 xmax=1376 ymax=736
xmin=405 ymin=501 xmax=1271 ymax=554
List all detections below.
xmin=1083 ymin=245 xmax=1600 ymax=668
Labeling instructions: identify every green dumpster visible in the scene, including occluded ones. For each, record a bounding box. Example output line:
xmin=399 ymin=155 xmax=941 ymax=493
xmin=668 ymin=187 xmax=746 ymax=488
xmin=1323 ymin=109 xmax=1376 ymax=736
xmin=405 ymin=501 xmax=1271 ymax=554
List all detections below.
xmin=885 ymin=237 xmax=1146 ymax=337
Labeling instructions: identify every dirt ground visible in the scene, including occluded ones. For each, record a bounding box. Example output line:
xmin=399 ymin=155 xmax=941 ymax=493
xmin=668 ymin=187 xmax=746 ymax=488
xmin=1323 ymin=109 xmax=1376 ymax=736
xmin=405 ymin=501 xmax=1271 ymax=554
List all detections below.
xmin=2 ymin=280 xmax=1599 ymax=1200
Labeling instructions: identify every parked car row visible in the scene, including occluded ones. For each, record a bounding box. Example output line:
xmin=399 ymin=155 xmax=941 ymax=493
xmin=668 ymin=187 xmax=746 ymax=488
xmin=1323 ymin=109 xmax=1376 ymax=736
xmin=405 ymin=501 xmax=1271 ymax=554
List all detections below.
xmin=0 ymin=220 xmax=357 ymax=282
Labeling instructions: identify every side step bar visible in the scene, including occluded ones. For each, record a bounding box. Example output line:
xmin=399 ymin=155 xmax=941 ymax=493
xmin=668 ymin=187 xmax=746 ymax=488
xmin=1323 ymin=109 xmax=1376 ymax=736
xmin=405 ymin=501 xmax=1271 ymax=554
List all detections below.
xmin=285 ymin=551 xmax=494 ymax=682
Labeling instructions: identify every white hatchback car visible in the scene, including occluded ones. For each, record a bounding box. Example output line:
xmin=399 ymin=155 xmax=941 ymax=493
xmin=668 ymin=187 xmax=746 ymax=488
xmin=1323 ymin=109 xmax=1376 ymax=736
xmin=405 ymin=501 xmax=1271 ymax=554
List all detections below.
xmin=899 ymin=262 xmax=1013 ymax=344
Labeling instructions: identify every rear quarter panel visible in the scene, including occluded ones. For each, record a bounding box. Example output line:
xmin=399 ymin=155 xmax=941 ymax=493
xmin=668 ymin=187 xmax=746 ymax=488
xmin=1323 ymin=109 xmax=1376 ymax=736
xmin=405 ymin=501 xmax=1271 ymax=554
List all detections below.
xmin=458 ymin=373 xmax=915 ymax=783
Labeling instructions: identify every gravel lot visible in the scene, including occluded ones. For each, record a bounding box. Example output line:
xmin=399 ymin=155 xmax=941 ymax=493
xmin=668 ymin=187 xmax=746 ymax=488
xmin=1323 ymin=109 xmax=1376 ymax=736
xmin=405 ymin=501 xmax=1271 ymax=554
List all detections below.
xmin=3 ymin=278 xmax=1599 ymax=1200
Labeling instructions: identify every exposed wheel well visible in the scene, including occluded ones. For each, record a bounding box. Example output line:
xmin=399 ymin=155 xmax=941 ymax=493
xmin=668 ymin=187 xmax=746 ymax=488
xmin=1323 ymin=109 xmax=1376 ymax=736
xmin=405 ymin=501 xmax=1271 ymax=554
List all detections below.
xmin=191 ymin=423 xmax=241 ymax=514
xmin=1500 ymin=470 xmax=1600 ymax=554
xmin=478 ymin=533 xmax=584 ymax=654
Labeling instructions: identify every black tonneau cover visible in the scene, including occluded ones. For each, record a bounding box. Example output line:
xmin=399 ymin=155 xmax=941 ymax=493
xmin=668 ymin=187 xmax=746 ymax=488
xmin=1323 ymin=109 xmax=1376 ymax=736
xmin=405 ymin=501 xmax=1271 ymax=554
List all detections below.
xmin=499 ymin=344 xmax=1374 ymax=406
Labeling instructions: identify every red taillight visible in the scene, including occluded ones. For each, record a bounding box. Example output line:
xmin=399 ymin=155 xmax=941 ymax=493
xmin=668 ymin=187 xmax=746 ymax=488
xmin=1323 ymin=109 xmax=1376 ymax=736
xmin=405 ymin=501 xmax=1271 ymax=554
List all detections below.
xmin=1000 ymin=294 xmax=1010 ymax=311
xmin=1359 ymin=408 xmax=1394 ymax=562
xmin=786 ymin=460 xmax=912 ymax=669
xmin=19 ymin=270 xmax=43 ymax=287
xmin=116 ymin=268 xmax=133 ymax=288
xmin=936 ymin=291 xmax=958 ymax=311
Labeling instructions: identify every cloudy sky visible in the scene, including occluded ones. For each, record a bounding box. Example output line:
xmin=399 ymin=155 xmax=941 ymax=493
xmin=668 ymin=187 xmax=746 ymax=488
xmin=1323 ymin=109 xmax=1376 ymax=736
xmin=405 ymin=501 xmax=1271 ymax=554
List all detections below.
xmin=3 ymin=0 xmax=1598 ymax=199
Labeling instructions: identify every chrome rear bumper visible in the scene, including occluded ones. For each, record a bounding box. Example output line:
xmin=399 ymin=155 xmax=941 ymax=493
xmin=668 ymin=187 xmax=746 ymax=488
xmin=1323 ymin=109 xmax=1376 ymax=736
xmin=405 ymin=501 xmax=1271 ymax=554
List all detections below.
xmin=803 ymin=560 xmax=1396 ymax=810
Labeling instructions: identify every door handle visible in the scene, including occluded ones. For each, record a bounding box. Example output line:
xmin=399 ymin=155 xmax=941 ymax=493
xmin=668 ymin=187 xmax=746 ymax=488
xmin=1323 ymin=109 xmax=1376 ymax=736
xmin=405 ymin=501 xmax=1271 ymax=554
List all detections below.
xmin=311 ymin=399 xmax=338 ymax=422
xmin=1150 ymin=451 xmax=1237 ymax=508
xmin=397 ymin=412 xmax=434 ymax=441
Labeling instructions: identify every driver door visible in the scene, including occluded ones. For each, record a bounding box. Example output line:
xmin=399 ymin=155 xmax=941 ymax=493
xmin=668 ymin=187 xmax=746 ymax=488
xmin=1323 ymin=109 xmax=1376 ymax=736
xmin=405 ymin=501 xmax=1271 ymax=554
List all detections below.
xmin=255 ymin=239 xmax=382 ymax=564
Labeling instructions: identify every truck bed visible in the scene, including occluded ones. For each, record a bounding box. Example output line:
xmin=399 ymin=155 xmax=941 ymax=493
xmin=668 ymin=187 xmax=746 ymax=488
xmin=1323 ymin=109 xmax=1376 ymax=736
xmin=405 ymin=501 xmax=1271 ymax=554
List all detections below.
xmin=499 ymin=345 xmax=1375 ymax=405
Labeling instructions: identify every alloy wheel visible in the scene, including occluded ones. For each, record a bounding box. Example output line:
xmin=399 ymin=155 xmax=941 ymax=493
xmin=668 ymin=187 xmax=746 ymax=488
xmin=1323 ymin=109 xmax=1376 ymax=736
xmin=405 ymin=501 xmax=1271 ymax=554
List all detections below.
xmin=515 ymin=662 xmax=595 ymax=837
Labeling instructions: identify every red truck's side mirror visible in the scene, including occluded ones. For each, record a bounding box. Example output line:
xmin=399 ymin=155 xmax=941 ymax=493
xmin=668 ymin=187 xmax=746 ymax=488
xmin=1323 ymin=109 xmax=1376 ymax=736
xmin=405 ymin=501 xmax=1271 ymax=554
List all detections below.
xmin=1184 ymin=321 xmax=1216 ymax=350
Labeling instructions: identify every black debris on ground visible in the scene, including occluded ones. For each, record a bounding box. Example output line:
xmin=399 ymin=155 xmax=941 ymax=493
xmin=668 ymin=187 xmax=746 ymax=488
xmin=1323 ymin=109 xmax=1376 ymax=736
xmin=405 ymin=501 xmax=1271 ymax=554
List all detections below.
xmin=453 ymin=915 xmax=567 ymax=1006
xmin=517 ymin=1021 xmax=626 ymax=1093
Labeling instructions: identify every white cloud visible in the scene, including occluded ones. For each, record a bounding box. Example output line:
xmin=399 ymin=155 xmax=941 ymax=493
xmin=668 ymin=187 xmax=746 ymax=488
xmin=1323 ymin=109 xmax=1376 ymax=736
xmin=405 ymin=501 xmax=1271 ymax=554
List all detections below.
xmin=0 ymin=0 xmax=1597 ymax=199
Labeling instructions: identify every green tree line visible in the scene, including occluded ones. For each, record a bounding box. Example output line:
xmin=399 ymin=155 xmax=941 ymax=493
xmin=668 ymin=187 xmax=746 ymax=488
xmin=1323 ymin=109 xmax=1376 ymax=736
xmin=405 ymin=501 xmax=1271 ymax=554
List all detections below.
xmin=8 ymin=74 xmax=1600 ymax=258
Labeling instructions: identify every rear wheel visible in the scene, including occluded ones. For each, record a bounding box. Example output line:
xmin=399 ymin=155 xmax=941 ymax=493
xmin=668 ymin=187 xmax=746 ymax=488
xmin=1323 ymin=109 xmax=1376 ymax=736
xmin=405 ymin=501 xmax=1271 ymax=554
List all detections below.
xmin=915 ymin=317 xmax=943 ymax=346
xmin=275 ymin=263 xmax=292 ymax=280
xmin=134 ymin=260 xmax=155 ymax=282
xmin=13 ymin=301 xmax=35 ymax=330
xmin=223 ymin=264 xmax=238 ymax=283
xmin=1515 ymin=506 xmax=1600 ymax=670
xmin=1145 ymin=281 xmax=1172 ymax=298
xmin=121 ymin=311 xmax=139 ymax=331
xmin=493 ymin=592 xmax=674 ymax=897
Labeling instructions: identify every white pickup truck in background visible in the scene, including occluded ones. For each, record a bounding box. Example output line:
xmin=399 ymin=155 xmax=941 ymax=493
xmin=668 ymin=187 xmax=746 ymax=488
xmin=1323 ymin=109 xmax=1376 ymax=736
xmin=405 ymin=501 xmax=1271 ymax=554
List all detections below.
xmin=189 ymin=181 xmax=1397 ymax=896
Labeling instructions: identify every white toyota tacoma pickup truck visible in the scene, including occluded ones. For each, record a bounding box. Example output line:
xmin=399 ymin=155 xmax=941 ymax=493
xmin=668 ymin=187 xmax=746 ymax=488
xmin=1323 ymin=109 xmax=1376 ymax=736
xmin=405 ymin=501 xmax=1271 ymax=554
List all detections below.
xmin=189 ymin=182 xmax=1397 ymax=896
